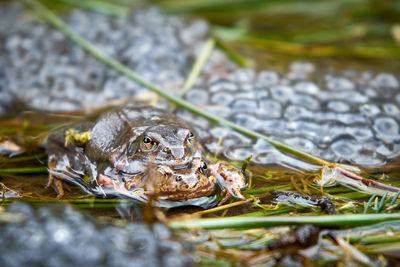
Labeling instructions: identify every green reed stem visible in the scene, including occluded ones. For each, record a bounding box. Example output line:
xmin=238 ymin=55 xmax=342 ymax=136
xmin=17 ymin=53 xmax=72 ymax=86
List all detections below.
xmin=0 ymin=167 xmax=48 ymax=174
xmin=56 ymin=0 xmax=129 ymax=16
xmin=21 ymin=0 xmax=332 ymax=167
xmin=169 ymin=213 xmax=400 ymax=230
xmin=215 ymin=39 xmax=253 ymax=67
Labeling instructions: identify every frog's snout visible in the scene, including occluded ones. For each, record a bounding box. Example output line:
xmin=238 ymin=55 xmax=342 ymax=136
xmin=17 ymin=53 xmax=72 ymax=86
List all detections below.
xmin=162 ymin=146 xmax=185 ymax=159
xmin=171 ymin=146 xmax=184 ymax=159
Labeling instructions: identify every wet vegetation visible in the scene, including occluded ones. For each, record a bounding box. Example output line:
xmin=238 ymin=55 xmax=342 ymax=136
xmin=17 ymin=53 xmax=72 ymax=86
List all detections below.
xmin=1 ymin=0 xmax=400 ymax=266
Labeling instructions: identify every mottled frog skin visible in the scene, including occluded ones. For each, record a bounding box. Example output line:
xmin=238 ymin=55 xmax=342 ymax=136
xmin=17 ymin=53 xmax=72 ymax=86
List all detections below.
xmin=47 ymin=105 xmax=246 ymax=207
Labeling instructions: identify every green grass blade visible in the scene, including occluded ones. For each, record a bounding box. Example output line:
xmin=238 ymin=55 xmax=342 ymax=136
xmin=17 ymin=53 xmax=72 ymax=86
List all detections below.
xmin=0 ymin=167 xmax=48 ymax=174
xmin=170 ymin=213 xmax=400 ymax=230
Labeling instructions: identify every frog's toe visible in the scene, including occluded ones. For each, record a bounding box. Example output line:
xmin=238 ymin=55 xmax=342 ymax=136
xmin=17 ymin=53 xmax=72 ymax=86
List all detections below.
xmin=218 ymin=187 xmax=246 ymax=206
xmin=217 ymin=189 xmax=231 ymax=206
xmin=47 ymin=173 xmax=65 ymax=199
xmin=231 ymin=188 xmax=246 ymax=201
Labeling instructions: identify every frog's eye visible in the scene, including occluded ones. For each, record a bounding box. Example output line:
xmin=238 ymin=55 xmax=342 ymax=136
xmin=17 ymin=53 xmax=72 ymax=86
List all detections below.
xmin=199 ymin=161 xmax=207 ymax=174
xmin=141 ymin=136 xmax=157 ymax=151
xmin=200 ymin=161 xmax=207 ymax=170
xmin=187 ymin=132 xmax=195 ymax=143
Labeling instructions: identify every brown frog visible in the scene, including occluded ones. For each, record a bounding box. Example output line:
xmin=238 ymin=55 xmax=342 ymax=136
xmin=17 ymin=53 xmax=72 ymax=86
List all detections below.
xmin=47 ymin=105 xmax=246 ymax=207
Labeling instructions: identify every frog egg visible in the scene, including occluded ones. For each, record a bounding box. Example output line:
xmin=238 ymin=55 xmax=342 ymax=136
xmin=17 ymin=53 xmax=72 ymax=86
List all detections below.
xmin=331 ymin=112 xmax=366 ymax=125
xmin=253 ymin=139 xmax=275 ymax=154
xmin=351 ymin=149 xmax=385 ymax=166
xmin=210 ymin=126 xmax=231 ymax=139
xmin=284 ymin=137 xmax=316 ymax=153
xmin=210 ymin=80 xmax=238 ymax=93
xmin=333 ymin=90 xmax=368 ymax=104
xmin=211 ymin=91 xmax=234 ymax=106
xmin=284 ymin=105 xmax=311 ymax=120
xmin=257 ymin=70 xmax=280 ymax=86
xmin=230 ymin=99 xmax=258 ymax=112
xmin=253 ymin=88 xmax=269 ymax=99
xmin=373 ymin=117 xmax=400 ymax=142
xmin=253 ymin=151 xmax=283 ymax=165
xmin=371 ymin=73 xmax=399 ymax=88
xmin=224 ymin=145 xmax=254 ymax=161
xmin=232 ymin=113 xmax=262 ymax=131
xmin=326 ymin=77 xmax=355 ymax=91
xmin=231 ymin=68 xmax=256 ymax=83
xmin=359 ymin=104 xmax=381 ymax=117
xmin=270 ymin=85 xmax=294 ymax=103
xmin=290 ymin=93 xmax=319 ymax=110
xmin=331 ymin=139 xmax=362 ymax=160
xmin=382 ymin=103 xmax=400 ymax=117
xmin=377 ymin=144 xmax=400 ymax=158
xmin=293 ymin=81 xmax=320 ymax=95
xmin=362 ymin=87 xmax=378 ymax=98
xmin=259 ymin=119 xmax=288 ymax=135
xmin=205 ymin=106 xmax=231 ymax=118
xmin=326 ymin=100 xmax=351 ymax=112
xmin=318 ymin=149 xmax=337 ymax=162
xmin=184 ymin=89 xmax=209 ymax=105
xmin=345 ymin=127 xmax=374 ymax=141
xmin=258 ymin=99 xmax=282 ymax=118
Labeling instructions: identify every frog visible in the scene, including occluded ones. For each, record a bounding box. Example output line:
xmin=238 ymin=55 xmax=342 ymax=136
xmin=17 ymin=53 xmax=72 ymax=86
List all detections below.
xmin=46 ymin=105 xmax=246 ymax=207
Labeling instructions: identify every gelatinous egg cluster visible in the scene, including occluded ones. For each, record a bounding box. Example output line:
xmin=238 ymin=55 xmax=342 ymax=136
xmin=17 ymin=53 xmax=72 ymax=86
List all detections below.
xmin=0 ymin=202 xmax=193 ymax=267
xmin=181 ymin=65 xmax=400 ymax=167
xmin=0 ymin=3 xmax=210 ymax=111
xmin=0 ymin=3 xmax=399 ymax=167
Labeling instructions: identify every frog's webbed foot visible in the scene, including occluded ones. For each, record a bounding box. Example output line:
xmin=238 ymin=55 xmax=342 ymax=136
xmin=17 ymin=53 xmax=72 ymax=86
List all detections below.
xmin=210 ymin=162 xmax=247 ymax=206
xmin=218 ymin=187 xmax=246 ymax=206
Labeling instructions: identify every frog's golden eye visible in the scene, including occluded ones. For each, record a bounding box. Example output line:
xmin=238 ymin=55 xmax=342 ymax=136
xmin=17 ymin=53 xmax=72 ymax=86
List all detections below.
xmin=187 ymin=132 xmax=194 ymax=143
xmin=141 ymin=136 xmax=157 ymax=151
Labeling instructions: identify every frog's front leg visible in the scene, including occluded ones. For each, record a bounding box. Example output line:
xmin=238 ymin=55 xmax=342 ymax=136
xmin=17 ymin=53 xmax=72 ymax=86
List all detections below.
xmin=47 ymin=155 xmax=65 ymax=199
xmin=46 ymin=128 xmax=92 ymax=199
xmin=97 ymin=172 xmax=147 ymax=200
xmin=209 ymin=162 xmax=246 ymax=206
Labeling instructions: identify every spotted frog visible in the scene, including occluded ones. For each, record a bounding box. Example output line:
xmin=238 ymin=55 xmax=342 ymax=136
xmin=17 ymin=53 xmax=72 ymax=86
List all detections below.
xmin=47 ymin=106 xmax=246 ymax=207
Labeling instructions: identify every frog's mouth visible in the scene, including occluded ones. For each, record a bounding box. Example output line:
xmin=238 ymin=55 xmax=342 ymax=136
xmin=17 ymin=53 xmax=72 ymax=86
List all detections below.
xmin=169 ymin=161 xmax=191 ymax=170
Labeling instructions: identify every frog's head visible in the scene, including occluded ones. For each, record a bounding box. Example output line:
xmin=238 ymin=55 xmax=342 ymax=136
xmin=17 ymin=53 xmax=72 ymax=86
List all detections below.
xmin=111 ymin=120 xmax=202 ymax=174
